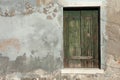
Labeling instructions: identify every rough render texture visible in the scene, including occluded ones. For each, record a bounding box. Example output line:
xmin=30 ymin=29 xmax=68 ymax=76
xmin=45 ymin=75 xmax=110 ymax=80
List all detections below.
xmin=0 ymin=0 xmax=63 ymax=79
xmin=0 ymin=0 xmax=120 ymax=80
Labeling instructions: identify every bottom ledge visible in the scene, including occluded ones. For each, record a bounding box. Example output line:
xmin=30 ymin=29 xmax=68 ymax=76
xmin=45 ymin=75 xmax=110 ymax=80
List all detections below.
xmin=61 ymin=68 xmax=104 ymax=74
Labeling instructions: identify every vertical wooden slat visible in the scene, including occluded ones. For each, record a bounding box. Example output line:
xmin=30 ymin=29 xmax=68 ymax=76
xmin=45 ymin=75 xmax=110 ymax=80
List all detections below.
xmin=63 ymin=11 xmax=67 ymax=67
xmin=80 ymin=13 xmax=83 ymax=67
xmin=64 ymin=11 xmax=70 ymax=67
xmin=80 ymin=10 xmax=99 ymax=68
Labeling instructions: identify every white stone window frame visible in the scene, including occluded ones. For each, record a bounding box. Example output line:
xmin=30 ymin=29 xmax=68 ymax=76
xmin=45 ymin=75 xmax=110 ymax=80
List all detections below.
xmin=60 ymin=1 xmax=107 ymax=74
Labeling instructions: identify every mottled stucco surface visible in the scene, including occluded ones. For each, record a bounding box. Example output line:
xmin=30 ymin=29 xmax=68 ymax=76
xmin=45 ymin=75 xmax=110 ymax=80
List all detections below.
xmin=0 ymin=0 xmax=120 ymax=80
xmin=0 ymin=0 xmax=63 ymax=77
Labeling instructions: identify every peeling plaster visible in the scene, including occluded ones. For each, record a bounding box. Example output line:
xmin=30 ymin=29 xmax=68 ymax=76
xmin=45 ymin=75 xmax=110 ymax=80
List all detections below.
xmin=0 ymin=0 xmax=120 ymax=80
xmin=0 ymin=1 xmax=63 ymax=74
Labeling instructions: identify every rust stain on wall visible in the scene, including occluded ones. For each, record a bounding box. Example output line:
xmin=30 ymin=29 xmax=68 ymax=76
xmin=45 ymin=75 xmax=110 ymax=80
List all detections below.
xmin=36 ymin=0 xmax=41 ymax=6
xmin=118 ymin=60 xmax=120 ymax=64
xmin=0 ymin=38 xmax=20 ymax=52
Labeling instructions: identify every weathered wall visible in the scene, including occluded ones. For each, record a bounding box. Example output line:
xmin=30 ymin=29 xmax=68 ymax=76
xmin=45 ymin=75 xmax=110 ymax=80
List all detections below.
xmin=0 ymin=0 xmax=120 ymax=80
xmin=106 ymin=0 xmax=120 ymax=57
xmin=0 ymin=0 xmax=63 ymax=79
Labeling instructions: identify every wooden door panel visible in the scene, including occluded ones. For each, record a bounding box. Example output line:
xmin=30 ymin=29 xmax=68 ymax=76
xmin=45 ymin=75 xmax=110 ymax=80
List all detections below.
xmin=64 ymin=9 xmax=99 ymax=68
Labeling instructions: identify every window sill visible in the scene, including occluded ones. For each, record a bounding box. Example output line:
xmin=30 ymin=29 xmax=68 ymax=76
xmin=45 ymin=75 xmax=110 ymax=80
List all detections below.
xmin=61 ymin=68 xmax=104 ymax=74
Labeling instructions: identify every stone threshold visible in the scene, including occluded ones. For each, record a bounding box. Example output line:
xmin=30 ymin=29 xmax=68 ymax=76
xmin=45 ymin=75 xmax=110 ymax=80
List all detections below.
xmin=61 ymin=68 xmax=104 ymax=74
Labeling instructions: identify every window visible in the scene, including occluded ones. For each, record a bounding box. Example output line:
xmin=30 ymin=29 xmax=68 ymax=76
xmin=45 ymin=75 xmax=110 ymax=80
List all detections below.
xmin=63 ymin=7 xmax=100 ymax=68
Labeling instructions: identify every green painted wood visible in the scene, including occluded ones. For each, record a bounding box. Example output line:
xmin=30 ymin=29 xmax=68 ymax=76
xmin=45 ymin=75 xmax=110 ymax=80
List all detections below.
xmin=64 ymin=10 xmax=99 ymax=68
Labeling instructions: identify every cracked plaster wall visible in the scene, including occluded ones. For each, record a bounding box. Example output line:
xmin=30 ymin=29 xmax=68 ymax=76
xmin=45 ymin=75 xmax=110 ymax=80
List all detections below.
xmin=0 ymin=0 xmax=120 ymax=80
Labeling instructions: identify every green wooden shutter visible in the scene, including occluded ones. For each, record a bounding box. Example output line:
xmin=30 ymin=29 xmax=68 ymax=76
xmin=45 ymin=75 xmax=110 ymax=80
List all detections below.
xmin=64 ymin=9 xmax=99 ymax=68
